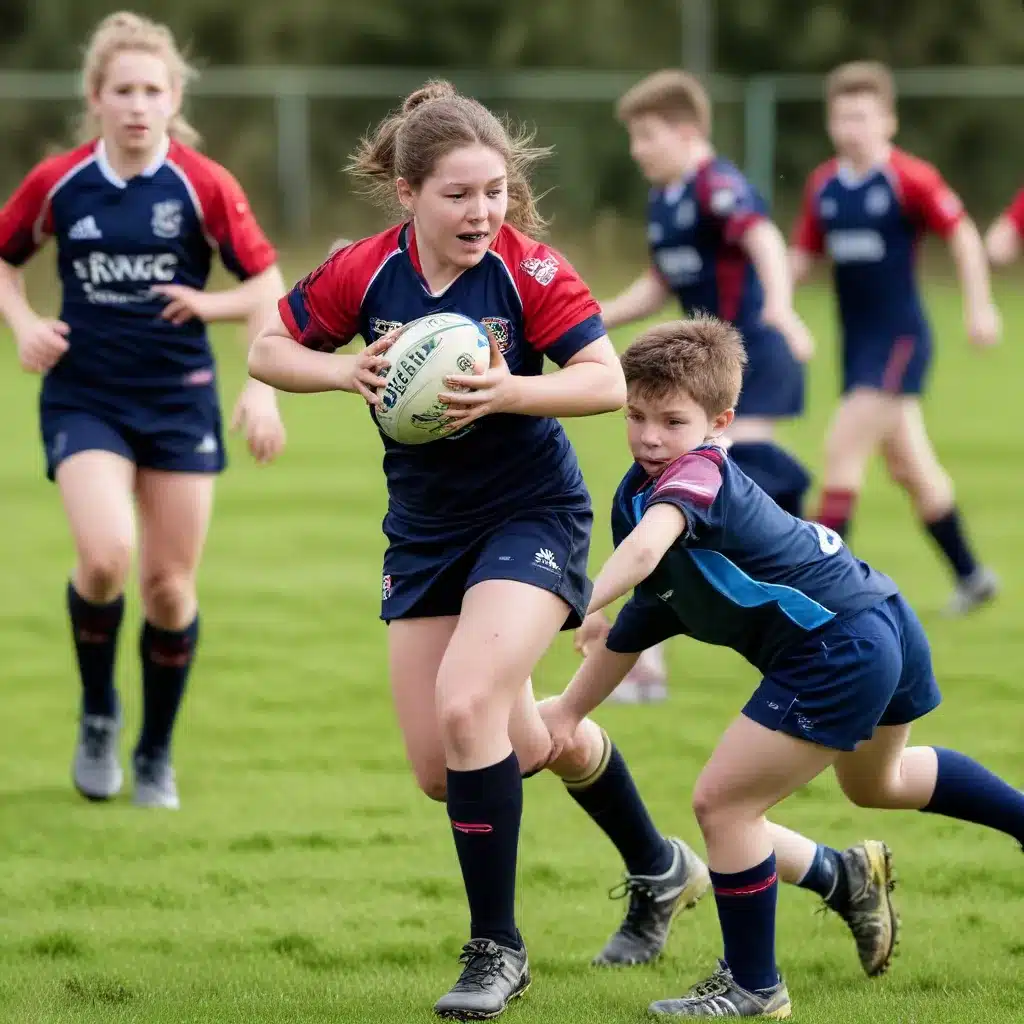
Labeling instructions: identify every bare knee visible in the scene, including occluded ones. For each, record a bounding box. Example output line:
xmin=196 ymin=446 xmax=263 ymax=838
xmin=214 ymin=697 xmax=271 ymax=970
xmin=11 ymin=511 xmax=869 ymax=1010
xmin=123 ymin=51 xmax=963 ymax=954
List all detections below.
xmin=140 ymin=567 xmax=196 ymax=629
xmin=836 ymin=770 xmax=899 ymax=810
xmin=76 ymin=540 xmax=132 ymax=602
xmin=412 ymin=766 xmax=447 ymax=803
xmin=438 ymin=688 xmax=504 ymax=760
xmin=692 ymin=780 xmax=734 ymax=837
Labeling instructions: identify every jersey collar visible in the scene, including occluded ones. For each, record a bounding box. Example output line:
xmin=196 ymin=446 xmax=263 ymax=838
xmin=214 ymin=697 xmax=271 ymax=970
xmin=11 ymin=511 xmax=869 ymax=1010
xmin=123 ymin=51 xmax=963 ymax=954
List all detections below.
xmin=95 ymin=135 xmax=170 ymax=188
xmin=836 ymin=145 xmax=892 ymax=188
xmin=662 ymin=154 xmax=716 ymax=205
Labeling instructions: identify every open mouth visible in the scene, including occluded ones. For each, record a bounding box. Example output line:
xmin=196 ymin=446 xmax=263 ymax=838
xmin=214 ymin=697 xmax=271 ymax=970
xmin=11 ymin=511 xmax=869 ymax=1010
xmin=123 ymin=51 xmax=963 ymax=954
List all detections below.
xmin=456 ymin=232 xmax=488 ymax=244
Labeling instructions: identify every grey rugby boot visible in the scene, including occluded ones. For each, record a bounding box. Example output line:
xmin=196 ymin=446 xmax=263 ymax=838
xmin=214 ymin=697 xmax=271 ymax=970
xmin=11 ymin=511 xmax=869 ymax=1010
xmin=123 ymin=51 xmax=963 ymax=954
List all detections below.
xmin=132 ymin=751 xmax=180 ymax=809
xmin=649 ymin=961 xmax=792 ymax=1018
xmin=433 ymin=937 xmax=530 ymax=1020
xmin=72 ymin=714 xmax=123 ymax=801
xmin=944 ymin=567 xmax=999 ymax=616
xmin=594 ymin=836 xmax=711 ymax=966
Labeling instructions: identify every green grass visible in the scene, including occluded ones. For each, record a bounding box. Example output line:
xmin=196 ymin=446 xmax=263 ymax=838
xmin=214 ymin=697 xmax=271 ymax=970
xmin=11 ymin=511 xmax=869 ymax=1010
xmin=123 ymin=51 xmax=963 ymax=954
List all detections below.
xmin=2 ymin=266 xmax=1023 ymax=1023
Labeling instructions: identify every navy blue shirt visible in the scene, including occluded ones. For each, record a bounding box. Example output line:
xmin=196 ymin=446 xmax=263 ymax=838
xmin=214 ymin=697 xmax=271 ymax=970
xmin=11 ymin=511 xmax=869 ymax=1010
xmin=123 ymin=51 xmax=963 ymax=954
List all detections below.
xmin=648 ymin=157 xmax=776 ymax=338
xmin=794 ymin=148 xmax=964 ymax=346
xmin=606 ymin=445 xmax=899 ymax=672
xmin=0 ymin=137 xmax=277 ymax=391
xmin=281 ymin=222 xmax=606 ymax=525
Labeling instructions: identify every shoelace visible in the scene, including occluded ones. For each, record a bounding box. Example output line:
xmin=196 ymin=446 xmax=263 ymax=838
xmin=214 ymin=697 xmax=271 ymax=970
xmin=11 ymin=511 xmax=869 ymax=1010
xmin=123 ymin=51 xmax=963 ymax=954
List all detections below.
xmin=82 ymin=724 xmax=111 ymax=760
xmin=609 ymin=877 xmax=658 ymax=937
xmin=686 ymin=969 xmax=731 ymax=1001
xmin=454 ymin=942 xmax=504 ymax=988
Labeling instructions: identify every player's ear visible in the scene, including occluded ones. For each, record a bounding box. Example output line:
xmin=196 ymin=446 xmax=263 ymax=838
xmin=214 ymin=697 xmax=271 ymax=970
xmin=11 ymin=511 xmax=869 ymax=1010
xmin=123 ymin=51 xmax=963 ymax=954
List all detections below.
xmin=396 ymin=178 xmax=415 ymax=213
xmin=710 ymin=407 xmax=734 ymax=437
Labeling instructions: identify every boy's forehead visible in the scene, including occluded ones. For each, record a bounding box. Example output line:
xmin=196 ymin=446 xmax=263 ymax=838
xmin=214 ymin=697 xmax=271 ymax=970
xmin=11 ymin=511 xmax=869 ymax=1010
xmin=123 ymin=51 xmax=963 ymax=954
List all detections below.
xmin=627 ymin=385 xmax=700 ymax=410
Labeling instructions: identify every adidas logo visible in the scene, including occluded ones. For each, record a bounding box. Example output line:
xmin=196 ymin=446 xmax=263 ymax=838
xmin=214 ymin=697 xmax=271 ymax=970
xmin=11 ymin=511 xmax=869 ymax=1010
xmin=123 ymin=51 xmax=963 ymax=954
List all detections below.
xmin=194 ymin=434 xmax=218 ymax=455
xmin=533 ymin=547 xmax=561 ymax=574
xmin=68 ymin=216 xmax=102 ymax=241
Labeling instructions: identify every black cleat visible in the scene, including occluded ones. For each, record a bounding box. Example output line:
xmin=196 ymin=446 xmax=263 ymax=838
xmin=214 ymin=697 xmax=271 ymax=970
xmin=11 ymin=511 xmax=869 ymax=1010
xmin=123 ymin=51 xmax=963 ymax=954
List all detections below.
xmin=434 ymin=937 xmax=531 ymax=1020
xmin=594 ymin=836 xmax=710 ymax=966
xmin=826 ymin=840 xmax=899 ymax=977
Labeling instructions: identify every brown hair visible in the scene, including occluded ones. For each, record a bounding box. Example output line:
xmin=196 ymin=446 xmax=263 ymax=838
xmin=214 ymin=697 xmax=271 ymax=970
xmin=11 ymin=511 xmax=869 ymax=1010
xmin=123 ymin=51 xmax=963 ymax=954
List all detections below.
xmin=825 ymin=61 xmax=895 ymax=111
xmin=616 ymin=69 xmax=711 ymax=136
xmin=79 ymin=11 xmax=199 ymax=146
xmin=347 ymin=79 xmax=551 ymax=236
xmin=621 ymin=315 xmax=746 ymax=416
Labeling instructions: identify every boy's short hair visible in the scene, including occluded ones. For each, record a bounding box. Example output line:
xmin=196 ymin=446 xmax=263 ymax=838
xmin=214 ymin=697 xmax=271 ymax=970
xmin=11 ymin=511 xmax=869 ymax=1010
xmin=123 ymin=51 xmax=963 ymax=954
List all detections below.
xmin=825 ymin=61 xmax=895 ymax=112
xmin=621 ymin=315 xmax=745 ymax=416
xmin=616 ymin=69 xmax=711 ymax=136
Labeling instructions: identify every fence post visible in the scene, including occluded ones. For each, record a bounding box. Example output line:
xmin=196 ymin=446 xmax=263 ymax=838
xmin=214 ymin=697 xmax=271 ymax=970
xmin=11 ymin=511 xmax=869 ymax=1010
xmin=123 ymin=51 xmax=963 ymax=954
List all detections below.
xmin=274 ymin=74 xmax=312 ymax=238
xmin=743 ymin=76 xmax=777 ymax=207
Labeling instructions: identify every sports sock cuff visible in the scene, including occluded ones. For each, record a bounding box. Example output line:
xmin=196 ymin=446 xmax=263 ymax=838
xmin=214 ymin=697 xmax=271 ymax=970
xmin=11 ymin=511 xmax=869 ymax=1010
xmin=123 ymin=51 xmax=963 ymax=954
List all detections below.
xmin=562 ymin=727 xmax=612 ymax=791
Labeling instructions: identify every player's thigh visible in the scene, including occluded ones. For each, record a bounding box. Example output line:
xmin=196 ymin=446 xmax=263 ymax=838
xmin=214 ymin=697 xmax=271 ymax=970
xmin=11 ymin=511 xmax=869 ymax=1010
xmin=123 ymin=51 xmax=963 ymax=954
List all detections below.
xmin=437 ymin=579 xmax=569 ymax=719
xmin=833 ymin=723 xmax=913 ymax=806
xmin=693 ymin=714 xmax=836 ymax=825
xmin=55 ymin=449 xmax=137 ymax=582
xmin=880 ymin=398 xmax=947 ymax=485
xmin=825 ymin=388 xmax=901 ymax=461
xmin=134 ymin=470 xmax=216 ymax=583
xmin=388 ymin=615 xmax=459 ymax=800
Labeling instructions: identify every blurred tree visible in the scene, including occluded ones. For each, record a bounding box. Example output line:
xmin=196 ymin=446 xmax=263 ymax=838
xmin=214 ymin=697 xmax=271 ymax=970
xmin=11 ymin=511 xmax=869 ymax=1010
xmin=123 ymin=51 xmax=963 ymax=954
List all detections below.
xmin=1 ymin=0 xmax=1023 ymax=231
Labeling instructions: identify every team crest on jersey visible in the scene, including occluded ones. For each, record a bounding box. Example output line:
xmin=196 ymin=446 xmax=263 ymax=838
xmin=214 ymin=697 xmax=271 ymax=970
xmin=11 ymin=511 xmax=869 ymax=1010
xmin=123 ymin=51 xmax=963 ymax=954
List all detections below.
xmin=370 ymin=317 xmax=404 ymax=338
xmin=709 ymin=187 xmax=738 ymax=216
xmin=481 ymin=317 xmax=512 ymax=353
xmin=864 ymin=185 xmax=890 ymax=217
xmin=151 ymin=200 xmax=184 ymax=239
xmin=674 ymin=198 xmax=696 ymax=229
xmin=520 ymin=255 xmax=558 ymax=286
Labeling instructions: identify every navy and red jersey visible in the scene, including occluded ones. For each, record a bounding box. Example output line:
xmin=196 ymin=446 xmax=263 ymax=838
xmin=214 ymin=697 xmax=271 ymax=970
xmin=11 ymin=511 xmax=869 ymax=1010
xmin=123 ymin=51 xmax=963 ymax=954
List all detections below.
xmin=605 ymin=445 xmax=898 ymax=673
xmin=280 ymin=222 xmax=606 ymax=522
xmin=792 ymin=147 xmax=964 ymax=344
xmin=0 ymin=136 xmax=276 ymax=390
xmin=647 ymin=157 xmax=769 ymax=332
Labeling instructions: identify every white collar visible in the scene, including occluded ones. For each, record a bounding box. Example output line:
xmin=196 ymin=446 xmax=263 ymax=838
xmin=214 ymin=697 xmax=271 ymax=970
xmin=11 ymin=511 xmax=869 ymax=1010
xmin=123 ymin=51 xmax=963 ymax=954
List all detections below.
xmin=95 ymin=135 xmax=170 ymax=188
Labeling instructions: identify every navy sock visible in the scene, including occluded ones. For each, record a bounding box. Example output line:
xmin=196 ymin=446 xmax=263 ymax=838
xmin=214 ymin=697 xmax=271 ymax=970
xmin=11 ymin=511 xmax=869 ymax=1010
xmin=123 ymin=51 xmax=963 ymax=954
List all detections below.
xmin=796 ymin=844 xmax=849 ymax=911
xmin=136 ymin=616 xmax=199 ymax=759
xmin=922 ymin=747 xmax=1024 ymax=844
xmin=710 ymin=854 xmax=779 ymax=993
xmin=923 ymin=508 xmax=979 ymax=582
xmin=566 ymin=735 xmax=673 ymax=877
xmin=728 ymin=442 xmax=811 ymax=518
xmin=67 ymin=582 xmax=124 ymax=718
xmin=447 ymin=753 xmax=523 ymax=950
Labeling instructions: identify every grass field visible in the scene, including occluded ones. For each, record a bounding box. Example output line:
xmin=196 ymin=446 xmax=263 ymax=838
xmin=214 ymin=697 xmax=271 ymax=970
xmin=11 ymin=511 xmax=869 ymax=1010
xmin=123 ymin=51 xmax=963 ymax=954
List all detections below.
xmin=1 ymin=264 xmax=1023 ymax=1024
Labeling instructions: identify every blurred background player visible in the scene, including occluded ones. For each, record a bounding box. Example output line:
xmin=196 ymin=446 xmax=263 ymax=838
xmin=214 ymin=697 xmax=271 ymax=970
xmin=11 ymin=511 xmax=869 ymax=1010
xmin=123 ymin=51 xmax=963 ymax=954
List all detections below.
xmin=983 ymin=188 xmax=1024 ymax=267
xmin=791 ymin=61 xmax=1000 ymax=615
xmin=0 ymin=12 xmax=287 ymax=809
xmin=598 ymin=70 xmax=814 ymax=702
xmin=542 ymin=316 xmax=1024 ymax=1017
xmin=249 ymin=81 xmax=710 ymax=1020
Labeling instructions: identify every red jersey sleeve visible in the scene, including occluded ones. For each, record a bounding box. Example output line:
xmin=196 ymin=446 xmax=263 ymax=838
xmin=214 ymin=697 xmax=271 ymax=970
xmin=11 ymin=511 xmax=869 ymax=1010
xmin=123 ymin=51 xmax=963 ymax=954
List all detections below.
xmin=791 ymin=164 xmax=833 ymax=255
xmin=168 ymin=144 xmax=277 ymax=280
xmin=0 ymin=158 xmax=64 ymax=266
xmin=278 ymin=230 xmax=398 ymax=352
xmin=893 ymin=151 xmax=964 ymax=239
xmin=502 ymin=228 xmax=605 ymax=366
xmin=1003 ymin=188 xmax=1024 ymax=237
xmin=647 ymin=447 xmax=726 ymax=541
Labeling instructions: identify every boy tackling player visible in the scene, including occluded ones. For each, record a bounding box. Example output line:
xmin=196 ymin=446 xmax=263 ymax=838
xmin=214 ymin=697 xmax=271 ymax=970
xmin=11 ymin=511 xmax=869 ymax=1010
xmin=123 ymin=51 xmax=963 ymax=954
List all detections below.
xmin=542 ymin=315 xmax=1024 ymax=1017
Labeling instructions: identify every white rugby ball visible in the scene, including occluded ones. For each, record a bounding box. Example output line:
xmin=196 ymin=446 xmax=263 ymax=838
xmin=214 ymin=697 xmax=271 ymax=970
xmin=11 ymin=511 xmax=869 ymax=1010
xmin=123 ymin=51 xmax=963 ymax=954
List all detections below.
xmin=374 ymin=313 xmax=491 ymax=445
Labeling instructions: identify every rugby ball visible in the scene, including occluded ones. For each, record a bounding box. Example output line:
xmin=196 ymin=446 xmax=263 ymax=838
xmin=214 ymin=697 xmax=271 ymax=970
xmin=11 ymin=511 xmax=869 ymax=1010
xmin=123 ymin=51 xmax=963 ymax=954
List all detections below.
xmin=374 ymin=313 xmax=491 ymax=445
